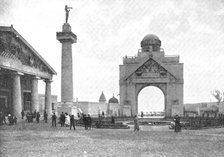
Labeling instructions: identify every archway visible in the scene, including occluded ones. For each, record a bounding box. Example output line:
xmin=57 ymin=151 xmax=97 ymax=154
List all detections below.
xmin=119 ymin=34 xmax=184 ymax=117
xmin=138 ymin=86 xmax=165 ymax=117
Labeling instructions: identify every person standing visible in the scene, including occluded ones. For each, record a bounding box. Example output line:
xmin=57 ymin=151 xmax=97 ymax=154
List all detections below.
xmin=65 ymin=113 xmax=70 ymax=127
xmin=21 ymin=110 xmax=25 ymax=119
xmin=70 ymin=115 xmax=76 ymax=130
xmin=134 ymin=115 xmax=140 ymax=131
xmin=33 ymin=110 xmax=37 ymax=118
xmin=87 ymin=114 xmax=92 ymax=130
xmin=60 ymin=112 xmax=65 ymax=127
xmin=36 ymin=112 xmax=40 ymax=123
xmin=83 ymin=114 xmax=88 ymax=130
xmin=44 ymin=111 xmax=48 ymax=123
xmin=111 ymin=116 xmax=115 ymax=125
xmin=13 ymin=115 xmax=17 ymax=124
xmin=52 ymin=112 xmax=57 ymax=127
xmin=174 ymin=115 xmax=181 ymax=132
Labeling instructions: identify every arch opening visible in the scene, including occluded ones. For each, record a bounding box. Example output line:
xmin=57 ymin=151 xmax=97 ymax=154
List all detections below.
xmin=137 ymin=86 xmax=165 ymax=117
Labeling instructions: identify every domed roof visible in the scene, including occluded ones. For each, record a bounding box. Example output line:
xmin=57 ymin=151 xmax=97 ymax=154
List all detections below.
xmin=140 ymin=34 xmax=161 ymax=48
xmin=108 ymin=95 xmax=119 ymax=104
xmin=99 ymin=91 xmax=106 ymax=103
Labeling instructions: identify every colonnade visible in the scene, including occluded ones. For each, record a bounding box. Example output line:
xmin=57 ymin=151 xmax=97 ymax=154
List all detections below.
xmin=12 ymin=72 xmax=52 ymax=118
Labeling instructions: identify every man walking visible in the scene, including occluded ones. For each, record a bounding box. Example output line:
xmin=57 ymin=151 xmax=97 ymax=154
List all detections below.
xmin=36 ymin=112 xmax=40 ymax=123
xmin=52 ymin=112 xmax=57 ymax=127
xmin=70 ymin=115 xmax=76 ymax=130
xmin=44 ymin=111 xmax=48 ymax=123
xmin=21 ymin=110 xmax=25 ymax=119
xmin=60 ymin=112 xmax=65 ymax=127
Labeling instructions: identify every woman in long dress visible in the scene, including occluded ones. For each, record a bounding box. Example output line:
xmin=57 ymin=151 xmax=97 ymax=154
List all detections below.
xmin=134 ymin=115 xmax=140 ymax=131
xmin=65 ymin=113 xmax=70 ymax=127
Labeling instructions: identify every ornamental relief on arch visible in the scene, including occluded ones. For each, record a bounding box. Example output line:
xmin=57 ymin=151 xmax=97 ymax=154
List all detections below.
xmin=135 ymin=59 xmax=167 ymax=77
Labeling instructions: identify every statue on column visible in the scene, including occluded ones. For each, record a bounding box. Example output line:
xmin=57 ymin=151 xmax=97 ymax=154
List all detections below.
xmin=65 ymin=5 xmax=72 ymax=23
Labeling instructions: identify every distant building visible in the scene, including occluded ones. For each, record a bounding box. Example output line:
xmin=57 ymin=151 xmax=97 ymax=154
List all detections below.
xmin=74 ymin=92 xmax=120 ymax=117
xmin=184 ymin=102 xmax=224 ymax=117
xmin=38 ymin=94 xmax=57 ymax=115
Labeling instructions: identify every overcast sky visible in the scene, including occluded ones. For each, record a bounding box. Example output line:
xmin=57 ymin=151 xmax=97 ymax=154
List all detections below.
xmin=1 ymin=0 xmax=224 ymax=112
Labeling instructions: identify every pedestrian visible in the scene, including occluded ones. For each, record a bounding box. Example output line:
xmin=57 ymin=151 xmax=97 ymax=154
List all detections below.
xmin=33 ymin=110 xmax=37 ymax=118
xmin=70 ymin=115 xmax=76 ymax=130
xmin=134 ymin=115 xmax=140 ymax=131
xmin=83 ymin=114 xmax=88 ymax=130
xmin=21 ymin=110 xmax=25 ymax=119
xmin=141 ymin=111 xmax=144 ymax=118
xmin=111 ymin=116 xmax=115 ymax=124
xmin=65 ymin=113 xmax=70 ymax=127
xmin=44 ymin=111 xmax=48 ymax=123
xmin=174 ymin=115 xmax=181 ymax=132
xmin=60 ymin=112 xmax=65 ymax=127
xmin=87 ymin=114 xmax=92 ymax=130
xmin=0 ymin=111 xmax=3 ymax=125
xmin=51 ymin=112 xmax=57 ymax=127
xmin=36 ymin=112 xmax=40 ymax=123
xmin=13 ymin=115 xmax=17 ymax=124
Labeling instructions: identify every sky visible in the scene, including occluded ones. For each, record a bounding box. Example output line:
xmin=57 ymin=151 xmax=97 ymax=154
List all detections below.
xmin=1 ymin=0 xmax=224 ymax=112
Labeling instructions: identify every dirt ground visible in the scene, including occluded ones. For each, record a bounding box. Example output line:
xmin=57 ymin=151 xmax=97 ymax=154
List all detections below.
xmin=1 ymin=120 xmax=224 ymax=157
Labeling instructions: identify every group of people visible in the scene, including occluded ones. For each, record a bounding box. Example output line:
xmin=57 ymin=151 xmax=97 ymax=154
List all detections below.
xmin=0 ymin=112 xmax=17 ymax=125
xmin=1 ymin=109 xmax=181 ymax=133
xmin=51 ymin=112 xmax=79 ymax=130
xmin=22 ymin=110 xmax=41 ymax=123
xmin=82 ymin=114 xmax=92 ymax=130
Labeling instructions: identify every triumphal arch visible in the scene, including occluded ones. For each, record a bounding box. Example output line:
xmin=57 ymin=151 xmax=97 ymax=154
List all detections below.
xmin=119 ymin=34 xmax=183 ymax=117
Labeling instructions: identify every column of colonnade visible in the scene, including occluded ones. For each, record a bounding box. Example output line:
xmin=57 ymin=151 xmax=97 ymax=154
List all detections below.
xmin=11 ymin=73 xmax=52 ymax=118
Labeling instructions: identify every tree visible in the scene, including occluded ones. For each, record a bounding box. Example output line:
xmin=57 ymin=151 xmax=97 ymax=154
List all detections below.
xmin=211 ymin=90 xmax=223 ymax=105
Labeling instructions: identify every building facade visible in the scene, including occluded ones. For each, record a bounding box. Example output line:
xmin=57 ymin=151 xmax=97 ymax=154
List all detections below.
xmin=0 ymin=25 xmax=56 ymax=118
xmin=73 ymin=92 xmax=120 ymax=117
xmin=119 ymin=34 xmax=184 ymax=117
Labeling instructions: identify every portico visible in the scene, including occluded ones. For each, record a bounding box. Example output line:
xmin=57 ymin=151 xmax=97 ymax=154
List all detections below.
xmin=0 ymin=25 xmax=57 ymax=118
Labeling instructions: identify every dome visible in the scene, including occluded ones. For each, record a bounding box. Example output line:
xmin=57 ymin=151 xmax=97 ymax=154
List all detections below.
xmin=99 ymin=91 xmax=106 ymax=103
xmin=108 ymin=95 xmax=119 ymax=104
xmin=140 ymin=34 xmax=161 ymax=51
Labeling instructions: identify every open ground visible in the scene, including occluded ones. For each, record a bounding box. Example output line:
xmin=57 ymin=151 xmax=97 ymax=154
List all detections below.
xmin=1 ymin=121 xmax=224 ymax=157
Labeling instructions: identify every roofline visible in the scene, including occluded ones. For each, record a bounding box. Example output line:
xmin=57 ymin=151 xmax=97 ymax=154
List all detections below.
xmin=0 ymin=25 xmax=57 ymax=75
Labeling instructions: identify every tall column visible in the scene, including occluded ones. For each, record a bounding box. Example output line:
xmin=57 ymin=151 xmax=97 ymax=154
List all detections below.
xmin=12 ymin=72 xmax=23 ymax=118
xmin=61 ymin=42 xmax=73 ymax=102
xmin=31 ymin=77 xmax=39 ymax=112
xmin=57 ymin=23 xmax=77 ymax=103
xmin=44 ymin=79 xmax=52 ymax=115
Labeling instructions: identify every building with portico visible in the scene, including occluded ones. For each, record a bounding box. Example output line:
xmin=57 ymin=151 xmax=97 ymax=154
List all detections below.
xmin=0 ymin=25 xmax=56 ymax=118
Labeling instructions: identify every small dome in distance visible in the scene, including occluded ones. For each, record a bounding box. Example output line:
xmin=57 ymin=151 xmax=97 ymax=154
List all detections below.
xmin=99 ymin=91 xmax=106 ymax=103
xmin=109 ymin=94 xmax=119 ymax=104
